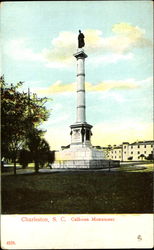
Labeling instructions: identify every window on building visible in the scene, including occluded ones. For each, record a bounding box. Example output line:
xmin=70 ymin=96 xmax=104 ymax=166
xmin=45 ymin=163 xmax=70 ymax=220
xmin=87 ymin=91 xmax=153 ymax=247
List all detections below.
xmin=144 ymin=151 xmax=146 ymax=154
xmin=124 ymin=152 xmax=126 ymax=154
xmin=138 ymin=151 xmax=140 ymax=154
xmin=138 ymin=145 xmax=140 ymax=148
xmin=138 ymin=156 xmax=140 ymax=159
xmin=115 ymin=156 xmax=116 ymax=159
xmin=144 ymin=145 xmax=146 ymax=148
xmin=131 ymin=146 xmax=133 ymax=148
xmin=131 ymin=152 xmax=133 ymax=154
xmin=151 ymin=145 xmax=153 ymax=148
xmin=115 ymin=151 xmax=116 ymax=153
xmin=124 ymin=146 xmax=126 ymax=148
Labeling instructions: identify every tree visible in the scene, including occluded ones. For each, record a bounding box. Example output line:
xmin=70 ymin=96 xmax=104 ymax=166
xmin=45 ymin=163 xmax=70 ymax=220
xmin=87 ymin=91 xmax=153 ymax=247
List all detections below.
xmin=26 ymin=128 xmax=50 ymax=173
xmin=138 ymin=154 xmax=146 ymax=161
xmin=128 ymin=156 xmax=133 ymax=161
xmin=1 ymin=76 xmax=50 ymax=174
xmin=36 ymin=139 xmax=50 ymax=168
xmin=18 ymin=149 xmax=32 ymax=169
xmin=146 ymin=154 xmax=154 ymax=161
xmin=1 ymin=77 xmax=27 ymax=174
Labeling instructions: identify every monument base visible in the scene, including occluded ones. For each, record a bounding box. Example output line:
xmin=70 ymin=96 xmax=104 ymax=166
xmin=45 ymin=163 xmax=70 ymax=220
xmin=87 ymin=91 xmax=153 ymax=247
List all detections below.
xmin=52 ymin=159 xmax=120 ymax=169
xmin=52 ymin=145 xmax=119 ymax=169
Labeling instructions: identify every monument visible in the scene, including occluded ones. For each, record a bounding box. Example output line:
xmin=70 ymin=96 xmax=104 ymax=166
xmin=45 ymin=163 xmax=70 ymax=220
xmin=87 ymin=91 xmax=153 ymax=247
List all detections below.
xmin=52 ymin=30 xmax=115 ymax=169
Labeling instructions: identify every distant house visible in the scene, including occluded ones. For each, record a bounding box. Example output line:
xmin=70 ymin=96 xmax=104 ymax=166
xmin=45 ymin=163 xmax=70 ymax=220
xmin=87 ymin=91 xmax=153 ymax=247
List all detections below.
xmin=107 ymin=140 xmax=154 ymax=161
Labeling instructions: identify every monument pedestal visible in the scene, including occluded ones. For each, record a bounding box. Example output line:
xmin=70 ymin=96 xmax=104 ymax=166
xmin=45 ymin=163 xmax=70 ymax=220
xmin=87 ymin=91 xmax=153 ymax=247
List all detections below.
xmin=70 ymin=122 xmax=92 ymax=146
xmin=52 ymin=145 xmax=111 ymax=169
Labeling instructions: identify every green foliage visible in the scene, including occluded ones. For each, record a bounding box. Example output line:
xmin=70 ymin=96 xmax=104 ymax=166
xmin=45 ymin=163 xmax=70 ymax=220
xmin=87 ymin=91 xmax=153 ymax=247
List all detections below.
xmin=26 ymin=128 xmax=51 ymax=172
xmin=18 ymin=149 xmax=32 ymax=169
xmin=1 ymin=76 xmax=51 ymax=174
xmin=146 ymin=153 xmax=154 ymax=160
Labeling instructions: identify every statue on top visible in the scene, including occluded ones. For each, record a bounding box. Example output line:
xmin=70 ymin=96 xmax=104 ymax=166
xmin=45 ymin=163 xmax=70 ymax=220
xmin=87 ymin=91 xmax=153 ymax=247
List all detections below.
xmin=78 ymin=30 xmax=85 ymax=48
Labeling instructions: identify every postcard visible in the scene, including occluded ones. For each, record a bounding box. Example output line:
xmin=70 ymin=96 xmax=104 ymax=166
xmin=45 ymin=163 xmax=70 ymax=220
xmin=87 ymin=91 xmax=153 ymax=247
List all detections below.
xmin=1 ymin=1 xmax=153 ymax=249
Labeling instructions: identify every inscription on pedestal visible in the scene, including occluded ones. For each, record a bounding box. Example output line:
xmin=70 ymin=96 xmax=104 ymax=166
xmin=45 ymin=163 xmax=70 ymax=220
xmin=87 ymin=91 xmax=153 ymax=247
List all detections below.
xmin=72 ymin=129 xmax=81 ymax=143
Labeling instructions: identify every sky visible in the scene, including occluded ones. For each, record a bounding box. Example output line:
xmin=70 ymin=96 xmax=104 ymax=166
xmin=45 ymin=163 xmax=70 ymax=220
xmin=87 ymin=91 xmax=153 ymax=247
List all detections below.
xmin=1 ymin=1 xmax=153 ymax=149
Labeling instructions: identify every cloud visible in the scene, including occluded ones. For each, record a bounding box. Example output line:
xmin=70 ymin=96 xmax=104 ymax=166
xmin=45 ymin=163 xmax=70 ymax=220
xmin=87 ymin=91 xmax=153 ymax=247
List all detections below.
xmin=86 ymin=79 xmax=139 ymax=91
xmin=42 ymin=29 xmax=105 ymax=68
xmin=43 ymin=32 xmax=76 ymax=63
xmin=5 ymin=23 xmax=151 ymax=68
xmin=42 ymin=24 xmax=151 ymax=68
xmin=87 ymin=24 xmax=151 ymax=54
xmin=38 ymin=80 xmax=76 ymax=94
xmin=5 ymin=38 xmax=43 ymax=62
xmin=37 ymin=78 xmax=140 ymax=95
xmin=91 ymin=52 xmax=134 ymax=65
xmin=136 ymin=76 xmax=153 ymax=86
xmin=111 ymin=23 xmax=152 ymax=50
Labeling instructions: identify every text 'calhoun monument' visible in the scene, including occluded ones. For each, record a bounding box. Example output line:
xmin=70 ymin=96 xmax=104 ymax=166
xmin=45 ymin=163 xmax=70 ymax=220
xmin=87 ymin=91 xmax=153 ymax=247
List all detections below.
xmin=52 ymin=30 xmax=108 ymax=169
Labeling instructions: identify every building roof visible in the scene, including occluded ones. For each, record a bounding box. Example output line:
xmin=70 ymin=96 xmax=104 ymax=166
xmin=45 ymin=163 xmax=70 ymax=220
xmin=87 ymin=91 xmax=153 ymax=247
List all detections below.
xmin=131 ymin=140 xmax=154 ymax=145
xmin=106 ymin=140 xmax=154 ymax=150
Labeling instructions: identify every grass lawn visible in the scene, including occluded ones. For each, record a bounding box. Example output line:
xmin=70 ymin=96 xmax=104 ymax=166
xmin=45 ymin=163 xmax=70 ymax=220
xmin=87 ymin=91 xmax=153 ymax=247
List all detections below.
xmin=119 ymin=163 xmax=154 ymax=172
xmin=1 ymin=171 xmax=153 ymax=214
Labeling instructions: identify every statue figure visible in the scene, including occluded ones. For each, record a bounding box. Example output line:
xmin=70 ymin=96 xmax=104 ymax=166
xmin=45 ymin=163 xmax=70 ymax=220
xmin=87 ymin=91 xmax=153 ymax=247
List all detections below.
xmin=81 ymin=126 xmax=85 ymax=143
xmin=78 ymin=30 xmax=85 ymax=48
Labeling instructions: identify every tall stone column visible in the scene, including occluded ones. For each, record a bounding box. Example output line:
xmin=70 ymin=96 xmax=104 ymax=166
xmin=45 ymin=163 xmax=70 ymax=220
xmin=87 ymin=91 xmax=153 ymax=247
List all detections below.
xmin=70 ymin=49 xmax=92 ymax=146
xmin=74 ymin=50 xmax=87 ymax=123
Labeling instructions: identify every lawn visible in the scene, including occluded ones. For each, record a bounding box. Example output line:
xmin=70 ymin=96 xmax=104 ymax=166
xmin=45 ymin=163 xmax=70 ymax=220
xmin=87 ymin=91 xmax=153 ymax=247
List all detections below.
xmin=119 ymin=163 xmax=154 ymax=172
xmin=1 ymin=171 xmax=153 ymax=214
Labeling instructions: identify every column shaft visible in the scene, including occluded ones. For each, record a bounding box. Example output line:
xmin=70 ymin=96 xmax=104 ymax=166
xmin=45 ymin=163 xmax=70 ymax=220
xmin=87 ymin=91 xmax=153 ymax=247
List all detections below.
xmin=76 ymin=57 xmax=86 ymax=123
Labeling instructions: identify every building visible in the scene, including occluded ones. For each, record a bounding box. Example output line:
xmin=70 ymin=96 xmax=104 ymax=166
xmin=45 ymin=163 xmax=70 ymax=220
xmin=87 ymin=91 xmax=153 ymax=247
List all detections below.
xmin=103 ymin=140 xmax=154 ymax=162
